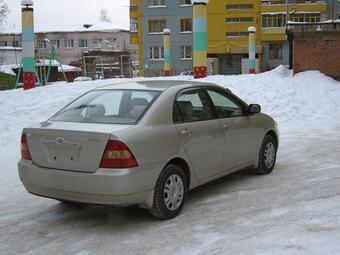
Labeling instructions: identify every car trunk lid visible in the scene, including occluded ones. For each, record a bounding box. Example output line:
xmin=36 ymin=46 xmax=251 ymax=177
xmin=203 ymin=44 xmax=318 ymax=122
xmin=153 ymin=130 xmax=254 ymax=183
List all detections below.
xmin=24 ymin=121 xmax=132 ymax=173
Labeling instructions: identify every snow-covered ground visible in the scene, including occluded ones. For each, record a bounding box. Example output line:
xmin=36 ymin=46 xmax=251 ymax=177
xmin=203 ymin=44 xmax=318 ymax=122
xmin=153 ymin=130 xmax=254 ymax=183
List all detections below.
xmin=1 ymin=66 xmax=340 ymax=254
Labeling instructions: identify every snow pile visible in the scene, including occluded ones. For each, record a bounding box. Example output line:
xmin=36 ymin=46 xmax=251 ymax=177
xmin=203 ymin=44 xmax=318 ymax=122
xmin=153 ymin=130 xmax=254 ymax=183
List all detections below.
xmin=198 ymin=66 xmax=340 ymax=132
xmin=0 ymin=66 xmax=340 ymax=254
xmin=0 ymin=66 xmax=340 ymax=149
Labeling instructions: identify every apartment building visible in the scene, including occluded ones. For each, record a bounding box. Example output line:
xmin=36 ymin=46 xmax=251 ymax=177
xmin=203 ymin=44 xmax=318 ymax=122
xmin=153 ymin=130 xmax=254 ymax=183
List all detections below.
xmin=0 ymin=22 xmax=130 ymax=66
xmin=130 ymin=0 xmax=193 ymax=76
xmin=130 ymin=0 xmax=335 ymax=76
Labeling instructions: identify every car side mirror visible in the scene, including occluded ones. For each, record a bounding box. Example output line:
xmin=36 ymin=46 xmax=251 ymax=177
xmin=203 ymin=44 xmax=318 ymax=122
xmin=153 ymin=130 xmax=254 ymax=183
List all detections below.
xmin=248 ymin=104 xmax=261 ymax=114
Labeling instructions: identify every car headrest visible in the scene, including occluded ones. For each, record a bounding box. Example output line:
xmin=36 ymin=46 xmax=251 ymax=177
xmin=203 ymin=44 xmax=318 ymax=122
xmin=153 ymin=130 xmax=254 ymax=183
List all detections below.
xmin=132 ymin=98 xmax=148 ymax=107
xmin=177 ymin=101 xmax=194 ymax=118
xmin=85 ymin=104 xmax=105 ymax=118
xmin=131 ymin=105 xmax=147 ymax=119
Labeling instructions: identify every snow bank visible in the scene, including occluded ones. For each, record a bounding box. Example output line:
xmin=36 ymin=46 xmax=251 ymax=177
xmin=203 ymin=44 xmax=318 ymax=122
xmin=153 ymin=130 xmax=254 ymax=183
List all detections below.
xmin=196 ymin=66 xmax=340 ymax=132
xmin=0 ymin=66 xmax=339 ymax=149
xmin=0 ymin=66 xmax=340 ymax=254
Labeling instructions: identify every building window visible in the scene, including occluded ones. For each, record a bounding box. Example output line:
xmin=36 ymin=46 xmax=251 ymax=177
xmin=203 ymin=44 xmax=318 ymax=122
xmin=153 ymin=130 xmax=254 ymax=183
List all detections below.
xmin=0 ymin=41 xmax=7 ymax=47
xmin=226 ymin=17 xmax=253 ymax=23
xmin=262 ymin=14 xmax=286 ymax=27
xmin=226 ymin=32 xmax=248 ymax=37
xmin=130 ymin=18 xmax=138 ymax=32
xmin=148 ymin=0 xmax=166 ymax=7
xmin=12 ymin=40 xmax=20 ymax=47
xmin=269 ymin=44 xmax=282 ymax=59
xmin=180 ymin=18 xmax=192 ymax=32
xmin=51 ymin=40 xmax=60 ymax=49
xmin=290 ymin=13 xmax=321 ymax=23
xmin=226 ymin=4 xmax=253 ymax=10
xmin=79 ymin=39 xmax=88 ymax=48
xmin=106 ymin=38 xmax=117 ymax=48
xmin=181 ymin=45 xmax=192 ymax=60
xmin=261 ymin=0 xmax=286 ymax=4
xmin=180 ymin=0 xmax=191 ymax=6
xmin=92 ymin=39 xmax=102 ymax=48
xmin=150 ymin=46 xmax=164 ymax=60
xmin=148 ymin=19 xmax=167 ymax=33
xmin=64 ymin=39 xmax=74 ymax=48
xmin=337 ymin=14 xmax=340 ymax=20
xmin=37 ymin=40 xmax=47 ymax=49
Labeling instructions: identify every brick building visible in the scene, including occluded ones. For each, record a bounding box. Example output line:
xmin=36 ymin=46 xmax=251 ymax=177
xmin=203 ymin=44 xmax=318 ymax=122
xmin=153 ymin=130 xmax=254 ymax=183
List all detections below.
xmin=291 ymin=22 xmax=340 ymax=80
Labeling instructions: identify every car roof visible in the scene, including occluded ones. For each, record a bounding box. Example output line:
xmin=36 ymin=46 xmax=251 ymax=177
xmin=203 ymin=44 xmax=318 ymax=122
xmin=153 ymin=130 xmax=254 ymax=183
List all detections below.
xmin=94 ymin=80 xmax=216 ymax=92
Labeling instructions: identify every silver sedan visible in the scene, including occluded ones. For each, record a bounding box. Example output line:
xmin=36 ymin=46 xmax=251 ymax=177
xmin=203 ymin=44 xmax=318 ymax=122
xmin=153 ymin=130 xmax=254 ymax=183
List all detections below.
xmin=18 ymin=81 xmax=279 ymax=219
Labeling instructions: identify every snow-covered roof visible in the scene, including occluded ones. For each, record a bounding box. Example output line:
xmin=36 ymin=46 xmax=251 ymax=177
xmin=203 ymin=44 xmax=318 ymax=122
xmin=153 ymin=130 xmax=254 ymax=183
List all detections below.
xmin=287 ymin=19 xmax=340 ymax=25
xmin=191 ymin=0 xmax=209 ymax=4
xmin=262 ymin=11 xmax=321 ymax=15
xmin=0 ymin=64 xmax=19 ymax=76
xmin=36 ymin=59 xmax=82 ymax=72
xmin=1 ymin=22 xmax=129 ymax=35
xmin=0 ymin=46 xmax=22 ymax=51
xmin=0 ymin=61 xmax=81 ymax=75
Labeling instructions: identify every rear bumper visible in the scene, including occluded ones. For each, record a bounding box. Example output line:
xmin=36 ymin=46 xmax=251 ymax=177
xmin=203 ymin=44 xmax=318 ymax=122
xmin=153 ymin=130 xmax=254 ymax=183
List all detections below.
xmin=18 ymin=159 xmax=163 ymax=208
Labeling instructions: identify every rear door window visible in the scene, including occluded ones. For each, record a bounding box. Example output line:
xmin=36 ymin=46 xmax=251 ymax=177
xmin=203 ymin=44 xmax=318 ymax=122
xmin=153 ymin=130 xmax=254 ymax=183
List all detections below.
xmin=174 ymin=89 xmax=214 ymax=123
xmin=51 ymin=90 xmax=160 ymax=124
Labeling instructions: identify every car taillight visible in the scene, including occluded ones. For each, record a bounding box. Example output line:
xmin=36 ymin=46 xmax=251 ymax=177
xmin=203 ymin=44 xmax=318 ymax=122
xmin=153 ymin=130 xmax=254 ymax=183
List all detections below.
xmin=21 ymin=134 xmax=32 ymax=160
xmin=100 ymin=140 xmax=138 ymax=169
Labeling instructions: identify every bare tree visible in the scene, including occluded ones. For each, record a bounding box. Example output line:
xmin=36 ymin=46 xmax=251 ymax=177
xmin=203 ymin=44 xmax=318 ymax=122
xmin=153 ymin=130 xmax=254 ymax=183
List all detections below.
xmin=99 ymin=8 xmax=111 ymax=23
xmin=0 ymin=0 xmax=9 ymax=26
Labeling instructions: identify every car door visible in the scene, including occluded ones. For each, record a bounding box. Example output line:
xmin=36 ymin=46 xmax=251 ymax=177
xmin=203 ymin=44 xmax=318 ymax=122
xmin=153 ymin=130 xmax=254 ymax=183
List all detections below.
xmin=206 ymin=88 xmax=259 ymax=173
xmin=174 ymin=88 xmax=225 ymax=180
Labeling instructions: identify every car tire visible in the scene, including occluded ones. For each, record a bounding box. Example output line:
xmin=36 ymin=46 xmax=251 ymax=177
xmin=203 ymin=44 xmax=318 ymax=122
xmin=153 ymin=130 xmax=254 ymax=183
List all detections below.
xmin=256 ymin=135 xmax=277 ymax=175
xmin=149 ymin=164 xmax=187 ymax=220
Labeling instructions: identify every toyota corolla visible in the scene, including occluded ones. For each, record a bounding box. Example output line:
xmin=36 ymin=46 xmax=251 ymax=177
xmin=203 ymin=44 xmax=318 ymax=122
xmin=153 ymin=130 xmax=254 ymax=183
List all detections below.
xmin=18 ymin=81 xmax=279 ymax=219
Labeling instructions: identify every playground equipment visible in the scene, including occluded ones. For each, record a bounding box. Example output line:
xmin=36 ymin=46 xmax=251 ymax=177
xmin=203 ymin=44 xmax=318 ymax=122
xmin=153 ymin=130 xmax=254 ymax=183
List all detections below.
xmin=15 ymin=39 xmax=68 ymax=88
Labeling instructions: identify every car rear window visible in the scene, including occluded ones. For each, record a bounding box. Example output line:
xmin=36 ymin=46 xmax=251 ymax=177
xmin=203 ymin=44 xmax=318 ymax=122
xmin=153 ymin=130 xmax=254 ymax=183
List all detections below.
xmin=50 ymin=90 xmax=161 ymax=124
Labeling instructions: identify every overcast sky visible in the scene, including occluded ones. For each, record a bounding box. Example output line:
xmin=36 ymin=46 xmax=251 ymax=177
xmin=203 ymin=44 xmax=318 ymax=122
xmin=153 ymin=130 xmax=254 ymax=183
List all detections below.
xmin=3 ymin=0 xmax=130 ymax=29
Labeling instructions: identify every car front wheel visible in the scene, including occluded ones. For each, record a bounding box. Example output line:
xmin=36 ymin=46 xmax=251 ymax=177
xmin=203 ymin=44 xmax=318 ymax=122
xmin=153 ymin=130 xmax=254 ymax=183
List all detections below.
xmin=256 ymin=135 xmax=277 ymax=174
xmin=149 ymin=164 xmax=187 ymax=219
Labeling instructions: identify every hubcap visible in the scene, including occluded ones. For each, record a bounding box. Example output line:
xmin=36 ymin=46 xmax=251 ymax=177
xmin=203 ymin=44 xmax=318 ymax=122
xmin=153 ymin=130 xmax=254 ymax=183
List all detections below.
xmin=264 ymin=142 xmax=276 ymax=169
xmin=163 ymin=174 xmax=184 ymax=211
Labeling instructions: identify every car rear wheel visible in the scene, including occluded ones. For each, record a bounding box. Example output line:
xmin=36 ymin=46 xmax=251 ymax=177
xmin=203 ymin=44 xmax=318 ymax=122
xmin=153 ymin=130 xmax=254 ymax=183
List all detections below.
xmin=256 ymin=135 xmax=277 ymax=175
xmin=149 ymin=164 xmax=187 ymax=220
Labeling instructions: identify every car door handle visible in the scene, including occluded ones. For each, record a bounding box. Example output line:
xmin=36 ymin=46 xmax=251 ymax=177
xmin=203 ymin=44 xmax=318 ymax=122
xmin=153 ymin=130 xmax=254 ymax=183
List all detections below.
xmin=181 ymin=129 xmax=192 ymax=136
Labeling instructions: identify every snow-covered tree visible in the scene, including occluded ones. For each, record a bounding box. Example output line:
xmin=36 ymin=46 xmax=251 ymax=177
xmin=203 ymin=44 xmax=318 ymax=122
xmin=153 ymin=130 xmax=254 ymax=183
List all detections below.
xmin=0 ymin=0 xmax=9 ymax=25
xmin=99 ymin=8 xmax=111 ymax=23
